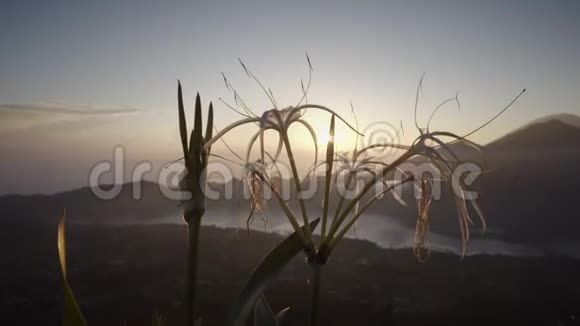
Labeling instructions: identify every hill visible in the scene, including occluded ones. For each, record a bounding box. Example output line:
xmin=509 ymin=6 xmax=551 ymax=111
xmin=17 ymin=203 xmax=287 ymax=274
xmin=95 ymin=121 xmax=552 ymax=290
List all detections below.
xmin=381 ymin=117 xmax=580 ymax=245
xmin=526 ymin=113 xmax=580 ymax=129
xmin=1 ymin=221 xmax=578 ymax=325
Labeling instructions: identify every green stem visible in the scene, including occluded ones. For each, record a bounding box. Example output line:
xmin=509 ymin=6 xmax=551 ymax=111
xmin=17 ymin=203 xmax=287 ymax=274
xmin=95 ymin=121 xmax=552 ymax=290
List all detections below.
xmin=329 ymin=172 xmax=354 ymax=232
xmin=329 ymin=176 xmax=415 ymax=250
xmin=309 ymin=264 xmax=322 ymax=326
xmin=282 ymin=132 xmax=313 ymax=241
xmin=323 ymin=149 xmax=415 ymax=247
xmin=185 ymin=215 xmax=202 ymax=326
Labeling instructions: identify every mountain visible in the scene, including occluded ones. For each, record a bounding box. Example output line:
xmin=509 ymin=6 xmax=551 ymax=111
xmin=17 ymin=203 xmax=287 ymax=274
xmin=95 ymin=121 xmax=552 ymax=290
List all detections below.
xmin=485 ymin=118 xmax=580 ymax=157
xmin=476 ymin=119 xmax=580 ymax=243
xmin=382 ymin=117 xmax=580 ymax=245
xmin=0 ymin=180 xmax=259 ymax=225
xmin=527 ymin=113 xmax=580 ymax=129
xmin=0 ymin=181 xmax=179 ymax=224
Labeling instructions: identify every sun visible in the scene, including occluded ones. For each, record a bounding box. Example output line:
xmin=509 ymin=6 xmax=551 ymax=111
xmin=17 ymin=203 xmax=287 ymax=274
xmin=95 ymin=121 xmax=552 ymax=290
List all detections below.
xmin=317 ymin=132 xmax=333 ymax=145
xmin=317 ymin=130 xmax=353 ymax=151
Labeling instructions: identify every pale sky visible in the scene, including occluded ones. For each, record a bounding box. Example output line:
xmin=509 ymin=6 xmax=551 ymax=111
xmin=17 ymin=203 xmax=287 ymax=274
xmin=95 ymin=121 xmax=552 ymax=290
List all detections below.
xmin=1 ymin=0 xmax=579 ymax=194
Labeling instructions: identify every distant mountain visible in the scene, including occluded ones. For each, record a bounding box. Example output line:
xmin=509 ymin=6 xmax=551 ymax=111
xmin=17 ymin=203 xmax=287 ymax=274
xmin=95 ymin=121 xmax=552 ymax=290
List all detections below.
xmin=485 ymin=118 xmax=580 ymax=156
xmin=434 ymin=117 xmax=580 ymax=164
xmin=0 ymin=179 xmax=274 ymax=225
xmin=386 ymin=117 xmax=580 ymax=245
xmin=477 ymin=118 xmax=580 ymax=243
xmin=527 ymin=113 xmax=580 ymax=129
xmin=0 ymin=181 xmax=180 ymax=224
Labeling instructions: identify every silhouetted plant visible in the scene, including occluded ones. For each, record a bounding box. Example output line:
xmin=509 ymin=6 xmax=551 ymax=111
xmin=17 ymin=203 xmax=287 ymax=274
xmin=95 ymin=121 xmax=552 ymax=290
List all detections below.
xmin=55 ymin=59 xmax=525 ymax=326
xmin=177 ymin=81 xmax=213 ymax=326
xmin=58 ymin=209 xmax=87 ymax=326
xmin=204 ymin=59 xmax=525 ymax=326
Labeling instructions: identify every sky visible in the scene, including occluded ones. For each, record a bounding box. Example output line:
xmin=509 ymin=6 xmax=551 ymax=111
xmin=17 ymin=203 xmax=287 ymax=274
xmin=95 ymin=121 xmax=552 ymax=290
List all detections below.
xmin=1 ymin=0 xmax=579 ymax=194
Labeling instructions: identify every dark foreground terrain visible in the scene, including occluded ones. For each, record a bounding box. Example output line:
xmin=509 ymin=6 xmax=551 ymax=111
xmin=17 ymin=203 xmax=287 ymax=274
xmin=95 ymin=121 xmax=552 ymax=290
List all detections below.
xmin=1 ymin=220 xmax=579 ymax=326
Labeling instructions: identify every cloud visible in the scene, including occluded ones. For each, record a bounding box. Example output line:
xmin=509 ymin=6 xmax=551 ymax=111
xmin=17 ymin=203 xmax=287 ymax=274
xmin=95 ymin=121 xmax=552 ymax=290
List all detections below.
xmin=0 ymin=102 xmax=140 ymax=134
xmin=0 ymin=103 xmax=138 ymax=115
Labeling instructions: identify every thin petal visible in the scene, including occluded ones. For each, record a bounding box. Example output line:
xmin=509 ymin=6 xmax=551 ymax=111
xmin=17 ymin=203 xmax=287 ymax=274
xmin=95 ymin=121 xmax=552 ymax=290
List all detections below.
xmin=204 ymin=117 xmax=260 ymax=149
xmin=295 ymin=119 xmax=319 ymax=174
xmin=245 ymin=130 xmax=262 ymax=163
xmin=294 ymin=104 xmax=364 ymax=136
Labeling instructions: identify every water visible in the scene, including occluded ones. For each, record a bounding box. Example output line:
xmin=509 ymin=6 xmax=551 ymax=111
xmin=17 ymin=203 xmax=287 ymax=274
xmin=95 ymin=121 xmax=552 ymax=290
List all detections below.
xmin=114 ymin=212 xmax=579 ymax=259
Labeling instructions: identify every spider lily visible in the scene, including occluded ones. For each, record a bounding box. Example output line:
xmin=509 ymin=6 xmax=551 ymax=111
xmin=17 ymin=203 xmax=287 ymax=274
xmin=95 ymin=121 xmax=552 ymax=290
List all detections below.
xmin=319 ymin=85 xmax=525 ymax=261
xmin=333 ymin=140 xmax=413 ymax=210
xmin=398 ymin=84 xmax=525 ymax=259
xmin=206 ymin=104 xmax=361 ymax=163
xmin=226 ymin=73 xmax=524 ymax=326
xmin=242 ymin=159 xmax=270 ymax=231
xmin=302 ymin=147 xmax=410 ymax=237
xmin=414 ymin=178 xmax=433 ymax=262
xmin=204 ymin=104 xmax=363 ymax=248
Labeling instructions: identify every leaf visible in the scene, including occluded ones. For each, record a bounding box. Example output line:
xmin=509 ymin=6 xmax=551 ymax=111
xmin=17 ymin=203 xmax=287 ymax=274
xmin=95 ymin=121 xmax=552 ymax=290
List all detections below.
xmin=58 ymin=210 xmax=87 ymax=326
xmin=63 ymin=282 xmax=87 ymax=326
xmin=178 ymin=81 xmax=189 ymax=165
xmin=205 ymin=102 xmax=214 ymax=151
xmin=227 ymin=218 xmax=320 ymax=326
xmin=275 ymin=307 xmax=290 ymax=326
xmin=305 ymin=52 xmax=313 ymax=71
xmin=321 ymin=115 xmax=335 ymax=237
xmin=151 ymin=311 xmax=165 ymax=326
xmin=253 ymin=295 xmax=277 ymax=326
xmin=58 ymin=210 xmax=67 ymax=280
xmin=238 ymin=58 xmax=251 ymax=76
xmin=189 ymin=93 xmax=203 ymax=157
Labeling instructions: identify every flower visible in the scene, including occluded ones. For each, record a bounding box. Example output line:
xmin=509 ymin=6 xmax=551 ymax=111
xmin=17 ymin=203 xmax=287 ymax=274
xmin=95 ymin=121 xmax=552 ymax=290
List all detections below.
xmin=242 ymin=159 xmax=269 ymax=231
xmin=205 ymin=105 xmax=362 ymax=166
xmin=396 ymin=82 xmax=525 ymax=258
xmin=414 ymin=178 xmax=433 ymax=262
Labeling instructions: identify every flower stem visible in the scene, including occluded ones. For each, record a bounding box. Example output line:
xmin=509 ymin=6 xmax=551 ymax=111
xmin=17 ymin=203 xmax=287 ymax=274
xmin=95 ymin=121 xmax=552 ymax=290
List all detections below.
xmin=185 ymin=215 xmax=202 ymax=326
xmin=282 ymin=132 xmax=313 ymax=241
xmin=330 ymin=172 xmax=354 ymax=232
xmin=324 ymin=149 xmax=415 ymax=244
xmin=309 ymin=264 xmax=322 ymax=326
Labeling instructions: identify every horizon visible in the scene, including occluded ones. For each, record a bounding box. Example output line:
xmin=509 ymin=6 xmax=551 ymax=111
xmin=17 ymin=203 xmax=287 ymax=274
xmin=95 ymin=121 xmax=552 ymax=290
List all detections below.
xmin=1 ymin=110 xmax=577 ymax=196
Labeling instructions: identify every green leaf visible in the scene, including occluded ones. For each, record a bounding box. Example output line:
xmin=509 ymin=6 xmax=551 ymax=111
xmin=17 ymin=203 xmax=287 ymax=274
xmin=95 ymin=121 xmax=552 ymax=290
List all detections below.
xmin=321 ymin=115 xmax=335 ymax=237
xmin=253 ymin=295 xmax=278 ymax=326
xmin=58 ymin=210 xmax=87 ymax=326
xmin=190 ymin=93 xmax=203 ymax=156
xmin=252 ymin=295 xmax=290 ymax=326
xmin=202 ymin=102 xmax=214 ymax=168
xmin=205 ymin=102 xmax=214 ymax=149
xmin=227 ymin=218 xmax=320 ymax=326
xmin=63 ymin=282 xmax=87 ymax=326
xmin=151 ymin=311 xmax=165 ymax=326
xmin=177 ymin=81 xmax=189 ymax=165
xmin=275 ymin=307 xmax=290 ymax=326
